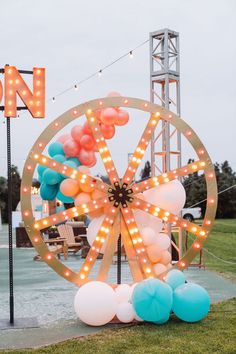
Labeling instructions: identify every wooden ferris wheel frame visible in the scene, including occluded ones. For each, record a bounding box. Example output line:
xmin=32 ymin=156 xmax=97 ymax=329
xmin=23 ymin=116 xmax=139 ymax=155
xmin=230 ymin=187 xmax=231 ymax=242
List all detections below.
xmin=21 ymin=96 xmax=218 ymax=287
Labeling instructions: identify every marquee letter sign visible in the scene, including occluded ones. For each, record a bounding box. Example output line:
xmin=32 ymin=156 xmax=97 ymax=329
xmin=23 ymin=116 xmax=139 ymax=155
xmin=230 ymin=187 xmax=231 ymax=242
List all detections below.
xmin=0 ymin=66 xmax=45 ymax=118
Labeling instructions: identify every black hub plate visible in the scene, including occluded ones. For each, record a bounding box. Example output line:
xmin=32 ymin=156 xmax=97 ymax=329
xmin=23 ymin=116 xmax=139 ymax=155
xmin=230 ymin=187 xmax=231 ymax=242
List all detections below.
xmin=108 ymin=182 xmax=133 ymax=208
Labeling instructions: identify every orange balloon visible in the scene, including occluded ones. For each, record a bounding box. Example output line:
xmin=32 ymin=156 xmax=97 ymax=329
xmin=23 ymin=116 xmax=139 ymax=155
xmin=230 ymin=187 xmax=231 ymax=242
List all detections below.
xmin=60 ymin=178 xmax=80 ymax=197
xmin=146 ymin=244 xmax=162 ymax=263
xmin=115 ymin=109 xmax=129 ymax=126
xmin=101 ymin=124 xmax=115 ymax=139
xmin=79 ymin=180 xmax=95 ymax=193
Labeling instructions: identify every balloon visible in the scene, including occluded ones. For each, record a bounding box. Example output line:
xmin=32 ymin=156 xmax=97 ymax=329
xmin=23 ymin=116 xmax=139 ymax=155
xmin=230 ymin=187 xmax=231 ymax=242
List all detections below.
xmin=144 ymin=180 xmax=186 ymax=214
xmin=63 ymin=160 xmax=78 ymax=170
xmin=115 ymin=109 xmax=129 ymax=126
xmin=43 ymin=168 xmax=62 ymax=185
xmin=74 ymin=192 xmax=91 ymax=206
xmin=37 ymin=164 xmax=46 ymax=176
xmin=156 ymin=233 xmax=171 ymax=250
xmin=63 ymin=139 xmax=80 ymax=157
xmin=86 ymin=216 xmax=111 ymax=254
xmin=146 ymin=243 xmax=163 ymax=263
xmin=92 ymin=189 xmax=106 ymax=200
xmin=48 ymin=142 xmax=64 ymax=157
xmin=160 ymin=250 xmax=172 ymax=265
xmin=53 ymin=154 xmax=66 ymax=163
xmin=74 ymin=281 xmax=117 ymax=326
xmin=153 ymin=263 xmax=167 ymax=276
xmin=140 ymin=227 xmax=156 ymax=246
xmin=107 ymin=91 xmax=121 ymax=97
xmin=80 ymin=134 xmax=95 ymax=150
xmin=154 ymin=312 xmax=170 ymax=325
xmin=60 ymin=178 xmax=80 ymax=197
xmin=165 ymin=270 xmax=186 ymax=290
xmin=83 ymin=121 xmax=93 ymax=135
xmin=100 ymin=123 xmax=115 ymax=139
xmin=134 ymin=210 xmax=163 ymax=233
xmin=100 ymin=108 xmax=117 ymax=125
xmin=115 ymin=284 xmax=132 ymax=303
xmin=40 ymin=183 xmax=59 ymax=201
xmin=134 ymin=310 xmax=144 ymax=322
xmin=132 ymin=279 xmax=173 ymax=322
xmin=79 ymin=149 xmax=96 ymax=167
xmin=88 ymin=209 xmax=104 ymax=219
xmin=71 ymin=125 xmax=84 ymax=144
xmin=57 ymin=133 xmax=71 ymax=144
xmin=79 ymin=180 xmax=95 ymax=193
xmin=173 ymin=283 xmax=210 ymax=323
xmin=116 ymin=302 xmax=135 ymax=323
xmin=56 ymin=190 xmax=74 ymax=204
xmin=78 ymin=165 xmax=91 ymax=175
xmin=67 ymin=157 xmax=81 ymax=166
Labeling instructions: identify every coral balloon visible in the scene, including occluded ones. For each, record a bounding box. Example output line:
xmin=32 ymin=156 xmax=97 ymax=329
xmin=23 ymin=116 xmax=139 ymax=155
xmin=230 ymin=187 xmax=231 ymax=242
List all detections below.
xmin=100 ymin=124 xmax=115 ymax=139
xmin=63 ymin=139 xmax=80 ymax=157
xmin=100 ymin=108 xmax=117 ymax=126
xmin=83 ymin=121 xmax=92 ymax=135
xmin=74 ymin=192 xmax=91 ymax=206
xmin=107 ymin=91 xmax=121 ymax=97
xmin=71 ymin=125 xmax=84 ymax=144
xmin=60 ymin=178 xmax=80 ymax=197
xmin=57 ymin=133 xmax=71 ymax=144
xmin=79 ymin=149 xmax=96 ymax=167
xmin=115 ymin=109 xmax=129 ymax=126
xmin=146 ymin=243 xmax=163 ymax=263
xmin=80 ymin=134 xmax=95 ymax=150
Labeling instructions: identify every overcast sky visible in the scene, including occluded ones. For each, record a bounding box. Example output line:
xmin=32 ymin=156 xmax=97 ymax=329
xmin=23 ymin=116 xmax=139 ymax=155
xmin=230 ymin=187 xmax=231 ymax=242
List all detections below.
xmin=0 ymin=0 xmax=235 ymax=178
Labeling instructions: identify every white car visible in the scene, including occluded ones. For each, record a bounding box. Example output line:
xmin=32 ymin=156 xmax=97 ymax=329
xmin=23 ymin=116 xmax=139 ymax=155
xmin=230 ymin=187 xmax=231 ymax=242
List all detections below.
xmin=182 ymin=207 xmax=201 ymax=222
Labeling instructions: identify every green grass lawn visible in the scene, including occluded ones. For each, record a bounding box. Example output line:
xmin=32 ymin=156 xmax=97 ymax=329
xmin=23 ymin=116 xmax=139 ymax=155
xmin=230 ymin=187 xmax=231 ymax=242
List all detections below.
xmin=2 ymin=298 xmax=236 ymax=354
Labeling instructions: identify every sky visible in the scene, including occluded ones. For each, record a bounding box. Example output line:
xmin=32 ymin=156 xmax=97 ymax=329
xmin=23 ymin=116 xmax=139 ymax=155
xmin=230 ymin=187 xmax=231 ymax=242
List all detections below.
xmin=0 ymin=0 xmax=235 ymax=178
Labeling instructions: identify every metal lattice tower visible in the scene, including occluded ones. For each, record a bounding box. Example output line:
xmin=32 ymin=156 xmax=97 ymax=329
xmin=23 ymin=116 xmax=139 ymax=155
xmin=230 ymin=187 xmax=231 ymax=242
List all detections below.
xmin=150 ymin=29 xmax=181 ymax=176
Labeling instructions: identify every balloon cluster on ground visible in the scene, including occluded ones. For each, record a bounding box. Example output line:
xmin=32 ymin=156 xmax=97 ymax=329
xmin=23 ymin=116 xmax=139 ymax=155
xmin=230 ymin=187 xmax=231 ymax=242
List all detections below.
xmin=38 ymin=92 xmax=129 ymax=202
xmin=74 ymin=270 xmax=211 ymax=326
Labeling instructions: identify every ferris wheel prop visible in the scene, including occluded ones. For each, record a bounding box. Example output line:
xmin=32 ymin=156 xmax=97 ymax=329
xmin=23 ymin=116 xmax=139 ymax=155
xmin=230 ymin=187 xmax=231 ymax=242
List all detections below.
xmin=21 ymin=96 xmax=217 ymax=325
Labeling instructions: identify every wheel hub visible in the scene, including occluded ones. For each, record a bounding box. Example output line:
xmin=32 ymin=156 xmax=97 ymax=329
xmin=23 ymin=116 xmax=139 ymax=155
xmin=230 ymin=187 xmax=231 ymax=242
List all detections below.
xmin=108 ymin=181 xmax=133 ymax=208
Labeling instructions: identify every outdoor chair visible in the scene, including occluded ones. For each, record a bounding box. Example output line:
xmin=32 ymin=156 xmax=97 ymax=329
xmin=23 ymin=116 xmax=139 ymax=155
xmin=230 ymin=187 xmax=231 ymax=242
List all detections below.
xmin=57 ymin=224 xmax=82 ymax=256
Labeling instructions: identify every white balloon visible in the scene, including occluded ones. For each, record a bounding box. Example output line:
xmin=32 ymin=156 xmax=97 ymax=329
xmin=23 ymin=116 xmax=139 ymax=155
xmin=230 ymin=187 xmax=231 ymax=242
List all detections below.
xmin=144 ymin=180 xmax=186 ymax=214
xmin=129 ymin=283 xmax=137 ymax=302
xmin=74 ymin=281 xmax=117 ymax=326
xmin=87 ymin=216 xmax=112 ymax=254
xmin=134 ymin=210 xmax=163 ymax=233
xmin=156 ymin=233 xmax=171 ymax=250
xmin=153 ymin=263 xmax=167 ymax=276
xmin=140 ymin=227 xmax=156 ymax=246
xmin=116 ymin=302 xmax=135 ymax=323
xmin=115 ymin=284 xmax=132 ymax=303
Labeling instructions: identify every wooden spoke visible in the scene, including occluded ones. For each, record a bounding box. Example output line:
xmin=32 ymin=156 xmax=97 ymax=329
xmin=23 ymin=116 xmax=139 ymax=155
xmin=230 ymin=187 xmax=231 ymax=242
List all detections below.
xmin=86 ymin=112 xmax=119 ymax=184
xmin=132 ymin=159 xmax=208 ymax=194
xmin=121 ymin=207 xmax=155 ymax=278
xmin=30 ymin=152 xmax=109 ymax=192
xmin=123 ymin=113 xmax=160 ymax=184
xmin=96 ymin=215 xmax=121 ymax=282
xmin=77 ymin=206 xmax=119 ymax=283
xmin=133 ymin=196 xmax=208 ymax=238
xmin=32 ymin=197 xmax=107 ymax=230
xmin=120 ymin=215 xmax=144 ymax=282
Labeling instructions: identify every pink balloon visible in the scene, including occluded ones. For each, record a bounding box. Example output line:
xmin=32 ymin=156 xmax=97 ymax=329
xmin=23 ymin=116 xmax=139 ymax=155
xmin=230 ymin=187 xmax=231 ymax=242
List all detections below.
xmin=80 ymin=134 xmax=96 ymax=150
xmin=101 ymin=123 xmax=115 ymax=139
xmin=60 ymin=178 xmax=80 ymax=197
xmin=83 ymin=121 xmax=93 ymax=135
xmin=71 ymin=125 xmax=84 ymax=144
xmin=63 ymin=139 xmax=80 ymax=157
xmin=160 ymin=250 xmax=172 ymax=265
xmin=115 ymin=109 xmax=129 ymax=126
xmin=79 ymin=148 xmax=96 ymax=166
xmin=100 ymin=108 xmax=117 ymax=126
xmin=57 ymin=133 xmax=71 ymax=144
xmin=107 ymin=91 xmax=121 ymax=97
xmin=74 ymin=192 xmax=91 ymax=206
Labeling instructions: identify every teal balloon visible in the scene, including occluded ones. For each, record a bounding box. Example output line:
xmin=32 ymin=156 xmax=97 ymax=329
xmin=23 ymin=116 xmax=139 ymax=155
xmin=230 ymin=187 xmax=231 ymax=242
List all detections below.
xmin=166 ymin=270 xmax=186 ymax=290
xmin=154 ymin=312 xmax=170 ymax=325
xmin=173 ymin=283 xmax=210 ymax=323
xmin=37 ymin=164 xmax=47 ymax=176
xmin=53 ymin=154 xmax=66 ymax=163
xmin=63 ymin=160 xmax=77 ymax=169
xmin=67 ymin=157 xmax=81 ymax=166
xmin=40 ymin=183 xmax=59 ymax=201
xmin=48 ymin=142 xmax=64 ymax=157
xmin=43 ymin=168 xmax=62 ymax=185
xmin=132 ymin=279 xmax=173 ymax=323
xmin=56 ymin=190 xmax=74 ymax=204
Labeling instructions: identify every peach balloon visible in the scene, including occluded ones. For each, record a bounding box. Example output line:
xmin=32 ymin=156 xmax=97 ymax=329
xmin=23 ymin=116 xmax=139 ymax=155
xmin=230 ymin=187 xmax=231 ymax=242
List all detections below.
xmin=146 ymin=243 xmax=163 ymax=263
xmin=80 ymin=134 xmax=95 ymax=150
xmin=153 ymin=263 xmax=167 ymax=276
xmin=79 ymin=149 xmax=96 ymax=166
xmin=60 ymin=178 xmax=80 ymax=197
xmin=74 ymin=192 xmax=91 ymax=206
xmin=100 ymin=108 xmax=117 ymax=126
xmin=63 ymin=139 xmax=80 ymax=157
xmin=78 ymin=165 xmax=91 ymax=175
xmin=57 ymin=133 xmax=71 ymax=144
xmin=71 ymin=125 xmax=84 ymax=144
xmin=115 ymin=109 xmax=129 ymax=126
xmin=101 ymin=124 xmax=115 ymax=139
xmin=92 ymin=189 xmax=106 ymax=200
xmin=79 ymin=180 xmax=95 ymax=193
xmin=160 ymin=250 xmax=172 ymax=265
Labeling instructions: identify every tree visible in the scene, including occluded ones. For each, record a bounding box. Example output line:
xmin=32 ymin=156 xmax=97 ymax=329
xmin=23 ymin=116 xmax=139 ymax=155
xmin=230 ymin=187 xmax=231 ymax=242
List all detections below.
xmin=140 ymin=161 xmax=151 ymax=180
